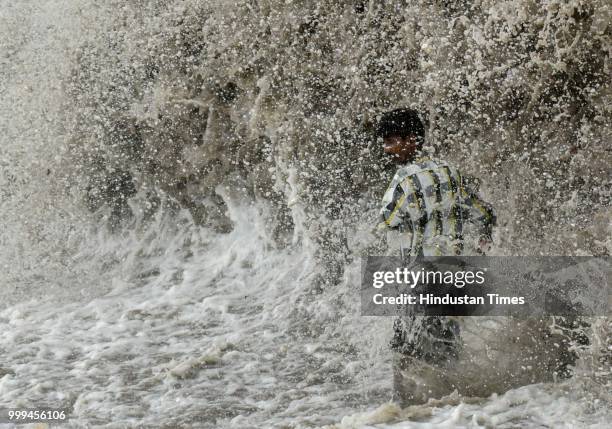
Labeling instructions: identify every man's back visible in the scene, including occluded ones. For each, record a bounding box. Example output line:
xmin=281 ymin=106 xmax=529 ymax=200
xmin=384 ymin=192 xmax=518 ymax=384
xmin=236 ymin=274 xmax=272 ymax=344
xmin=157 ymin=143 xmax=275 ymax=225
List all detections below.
xmin=380 ymin=157 xmax=495 ymax=257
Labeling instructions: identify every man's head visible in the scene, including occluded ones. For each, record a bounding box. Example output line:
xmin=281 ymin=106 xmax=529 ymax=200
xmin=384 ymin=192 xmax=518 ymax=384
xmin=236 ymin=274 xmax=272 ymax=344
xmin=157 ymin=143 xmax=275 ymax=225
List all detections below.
xmin=377 ymin=108 xmax=425 ymax=163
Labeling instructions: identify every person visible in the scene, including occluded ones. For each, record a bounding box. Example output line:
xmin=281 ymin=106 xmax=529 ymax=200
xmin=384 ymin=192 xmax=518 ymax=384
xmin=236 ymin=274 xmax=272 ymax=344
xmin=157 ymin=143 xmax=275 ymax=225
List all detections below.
xmin=376 ymin=108 xmax=496 ymax=405
xmin=378 ymin=108 xmax=496 ymax=257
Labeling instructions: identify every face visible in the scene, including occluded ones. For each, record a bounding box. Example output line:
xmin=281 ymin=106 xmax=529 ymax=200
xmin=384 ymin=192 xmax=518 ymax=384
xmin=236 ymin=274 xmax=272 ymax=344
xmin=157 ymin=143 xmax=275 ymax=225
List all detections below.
xmin=383 ymin=134 xmax=420 ymax=163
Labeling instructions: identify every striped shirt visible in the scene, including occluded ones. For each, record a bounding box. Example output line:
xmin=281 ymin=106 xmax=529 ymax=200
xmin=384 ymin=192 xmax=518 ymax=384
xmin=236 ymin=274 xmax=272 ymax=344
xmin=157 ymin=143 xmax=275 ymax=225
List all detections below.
xmin=379 ymin=157 xmax=495 ymax=256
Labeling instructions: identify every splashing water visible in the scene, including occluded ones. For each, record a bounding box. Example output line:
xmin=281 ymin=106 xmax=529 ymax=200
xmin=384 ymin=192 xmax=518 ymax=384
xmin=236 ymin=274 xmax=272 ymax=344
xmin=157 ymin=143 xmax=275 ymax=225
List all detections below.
xmin=1 ymin=0 xmax=610 ymax=427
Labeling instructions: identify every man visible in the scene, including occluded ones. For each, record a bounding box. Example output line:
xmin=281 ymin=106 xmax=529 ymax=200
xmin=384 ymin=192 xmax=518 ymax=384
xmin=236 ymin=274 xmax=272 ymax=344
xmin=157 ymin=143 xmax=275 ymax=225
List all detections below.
xmin=378 ymin=108 xmax=495 ymax=257
xmin=376 ymin=108 xmax=496 ymax=405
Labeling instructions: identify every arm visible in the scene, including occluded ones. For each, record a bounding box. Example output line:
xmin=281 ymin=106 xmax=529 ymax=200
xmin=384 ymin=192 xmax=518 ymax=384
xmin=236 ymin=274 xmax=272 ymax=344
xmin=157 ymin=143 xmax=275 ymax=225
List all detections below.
xmin=379 ymin=174 xmax=408 ymax=230
xmin=459 ymin=175 xmax=496 ymax=249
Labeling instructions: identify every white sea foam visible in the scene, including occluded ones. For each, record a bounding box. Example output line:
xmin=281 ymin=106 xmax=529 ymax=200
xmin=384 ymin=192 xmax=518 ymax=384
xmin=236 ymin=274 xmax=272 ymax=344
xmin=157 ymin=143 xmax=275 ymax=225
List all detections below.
xmin=0 ymin=0 xmax=609 ymax=428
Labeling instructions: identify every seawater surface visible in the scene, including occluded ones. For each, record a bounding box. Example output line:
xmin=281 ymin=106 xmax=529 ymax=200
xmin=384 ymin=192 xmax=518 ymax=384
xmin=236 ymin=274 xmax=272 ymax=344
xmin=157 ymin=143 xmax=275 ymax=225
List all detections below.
xmin=1 ymin=0 xmax=609 ymax=428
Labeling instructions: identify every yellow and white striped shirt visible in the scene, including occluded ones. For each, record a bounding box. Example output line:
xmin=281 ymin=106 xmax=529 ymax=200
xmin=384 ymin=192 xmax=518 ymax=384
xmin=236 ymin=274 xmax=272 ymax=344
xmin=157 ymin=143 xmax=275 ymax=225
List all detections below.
xmin=379 ymin=157 xmax=495 ymax=256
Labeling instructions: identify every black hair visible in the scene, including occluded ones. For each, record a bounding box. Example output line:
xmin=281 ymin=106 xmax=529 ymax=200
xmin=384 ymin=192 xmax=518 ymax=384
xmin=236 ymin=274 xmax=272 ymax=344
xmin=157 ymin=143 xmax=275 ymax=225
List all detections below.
xmin=376 ymin=108 xmax=425 ymax=143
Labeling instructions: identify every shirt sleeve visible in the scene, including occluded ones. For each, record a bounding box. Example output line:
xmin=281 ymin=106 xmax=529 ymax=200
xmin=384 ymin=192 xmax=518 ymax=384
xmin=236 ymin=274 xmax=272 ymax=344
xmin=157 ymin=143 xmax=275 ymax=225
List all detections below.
xmin=379 ymin=174 xmax=408 ymax=230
